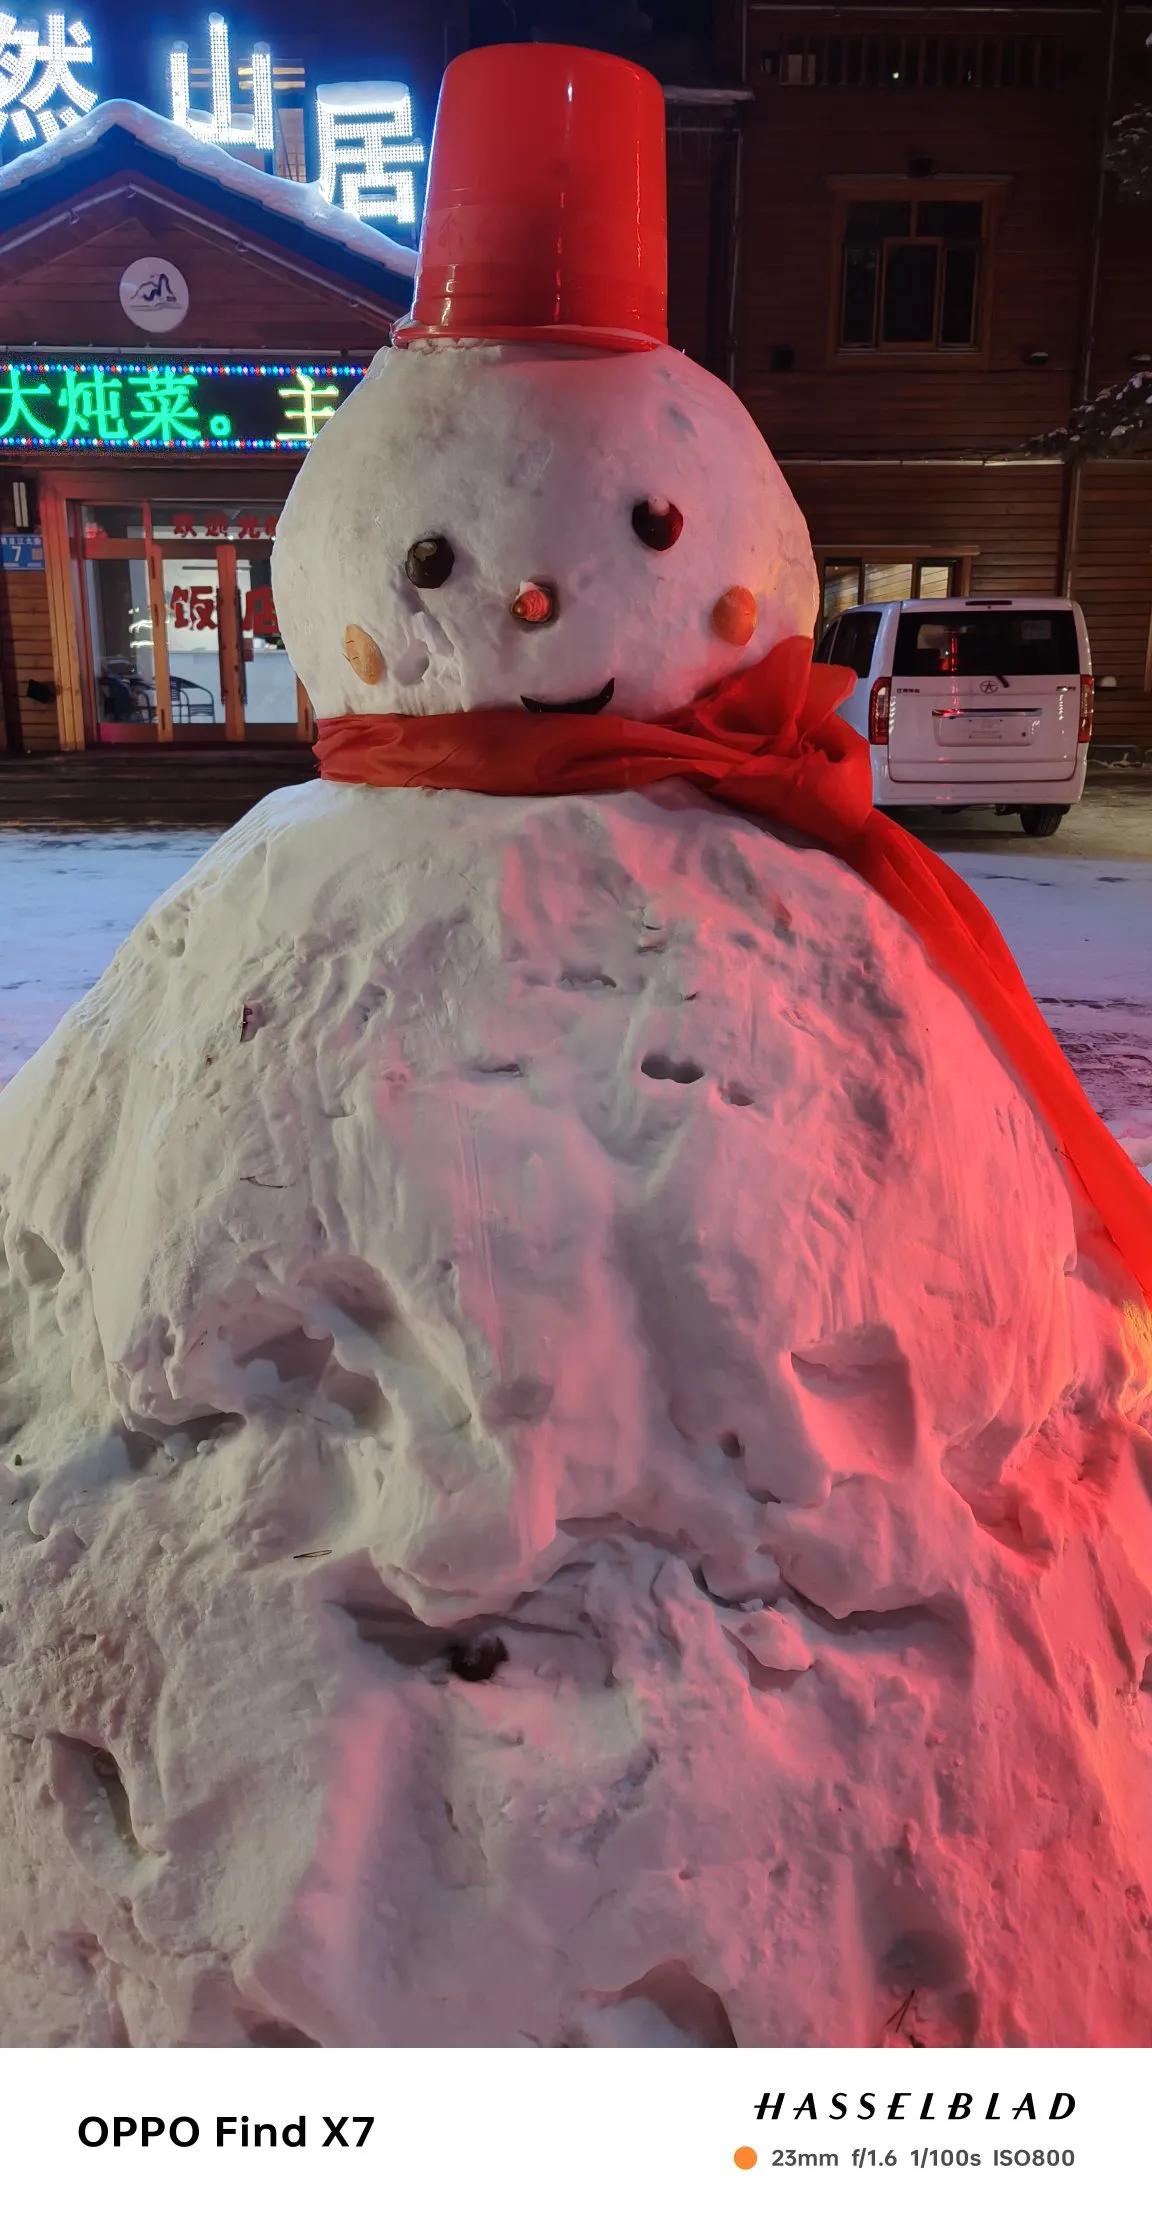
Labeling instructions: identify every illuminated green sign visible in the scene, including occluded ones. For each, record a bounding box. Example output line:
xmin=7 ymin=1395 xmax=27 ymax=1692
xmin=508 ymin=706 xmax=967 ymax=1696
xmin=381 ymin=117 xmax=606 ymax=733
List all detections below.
xmin=0 ymin=358 xmax=364 ymax=451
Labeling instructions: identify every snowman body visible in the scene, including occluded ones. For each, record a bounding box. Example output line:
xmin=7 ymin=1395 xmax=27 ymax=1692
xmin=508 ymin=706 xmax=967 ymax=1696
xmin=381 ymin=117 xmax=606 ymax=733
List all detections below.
xmin=0 ymin=337 xmax=1150 ymax=2048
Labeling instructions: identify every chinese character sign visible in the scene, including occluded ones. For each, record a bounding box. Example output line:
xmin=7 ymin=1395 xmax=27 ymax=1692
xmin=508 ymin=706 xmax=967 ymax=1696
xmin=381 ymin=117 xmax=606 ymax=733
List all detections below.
xmin=128 ymin=366 xmax=204 ymax=444
xmin=169 ymin=13 xmax=272 ymax=151
xmin=164 ymin=510 xmax=280 ymax=539
xmin=244 ymin=583 xmax=277 ymax=638
xmin=168 ymin=580 xmax=280 ymax=638
xmin=0 ymin=363 xmax=204 ymax=442
xmin=162 ymin=24 xmax=426 ymax=225
xmin=0 ymin=10 xmax=427 ymax=229
xmin=170 ymin=581 xmax=217 ymax=632
xmin=0 ymin=11 xmax=97 ymax=147
xmin=316 ymin=80 xmax=425 ymax=226
xmin=275 ymin=371 xmax=340 ymax=447
xmin=0 ymin=359 xmax=362 ymax=450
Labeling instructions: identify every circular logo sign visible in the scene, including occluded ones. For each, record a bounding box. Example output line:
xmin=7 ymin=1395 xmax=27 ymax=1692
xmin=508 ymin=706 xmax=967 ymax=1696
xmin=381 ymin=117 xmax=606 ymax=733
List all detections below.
xmin=119 ymin=257 xmax=190 ymax=334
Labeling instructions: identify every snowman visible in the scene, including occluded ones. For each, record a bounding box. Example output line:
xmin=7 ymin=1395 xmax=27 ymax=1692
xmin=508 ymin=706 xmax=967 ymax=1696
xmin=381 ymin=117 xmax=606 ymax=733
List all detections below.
xmin=1 ymin=43 xmax=1151 ymax=2050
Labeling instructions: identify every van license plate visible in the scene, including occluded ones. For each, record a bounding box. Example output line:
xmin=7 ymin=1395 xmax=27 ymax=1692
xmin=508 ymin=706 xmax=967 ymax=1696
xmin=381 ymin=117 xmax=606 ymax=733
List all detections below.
xmin=951 ymin=718 xmax=1023 ymax=745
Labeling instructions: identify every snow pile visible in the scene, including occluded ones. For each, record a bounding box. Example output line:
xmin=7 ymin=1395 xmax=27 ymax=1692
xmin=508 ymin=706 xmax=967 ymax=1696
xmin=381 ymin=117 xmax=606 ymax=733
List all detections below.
xmin=271 ymin=340 xmax=818 ymax=721
xmin=1 ymin=777 xmax=1151 ymax=2047
xmin=0 ymin=100 xmax=417 ymax=282
xmin=2 ymin=301 xmax=1151 ymax=2049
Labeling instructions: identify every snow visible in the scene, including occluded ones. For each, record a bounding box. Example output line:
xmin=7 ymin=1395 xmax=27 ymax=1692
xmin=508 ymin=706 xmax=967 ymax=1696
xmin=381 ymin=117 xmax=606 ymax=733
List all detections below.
xmin=5 ymin=793 xmax=1150 ymax=1123
xmin=924 ymin=789 xmax=1152 ymax=1165
xmin=1 ymin=776 xmax=1151 ymax=2046
xmin=1031 ymin=364 xmax=1152 ymax=455
xmin=1105 ymin=101 xmax=1152 ymax=202
xmin=271 ymin=340 xmax=818 ymax=720
xmin=0 ymin=100 xmax=418 ymax=284
xmin=0 ymin=828 xmax=212 ymax=1082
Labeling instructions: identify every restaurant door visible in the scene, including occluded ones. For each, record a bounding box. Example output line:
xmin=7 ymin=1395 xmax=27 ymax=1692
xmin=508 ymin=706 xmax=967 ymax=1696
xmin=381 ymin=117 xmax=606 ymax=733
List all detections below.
xmin=75 ymin=493 xmax=304 ymax=744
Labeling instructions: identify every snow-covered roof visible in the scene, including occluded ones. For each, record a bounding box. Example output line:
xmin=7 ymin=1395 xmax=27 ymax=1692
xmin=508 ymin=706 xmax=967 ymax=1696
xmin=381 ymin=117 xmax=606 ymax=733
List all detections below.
xmin=0 ymin=99 xmax=417 ymax=283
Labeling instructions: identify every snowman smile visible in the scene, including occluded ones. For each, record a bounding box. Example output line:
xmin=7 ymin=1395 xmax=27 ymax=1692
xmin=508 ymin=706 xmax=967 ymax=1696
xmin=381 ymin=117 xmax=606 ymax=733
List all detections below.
xmin=521 ymin=678 xmax=615 ymax=716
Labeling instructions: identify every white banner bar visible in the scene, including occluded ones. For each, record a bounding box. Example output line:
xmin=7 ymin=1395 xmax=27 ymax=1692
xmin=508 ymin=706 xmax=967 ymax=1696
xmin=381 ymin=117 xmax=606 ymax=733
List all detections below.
xmin=3 ymin=2044 xmax=1146 ymax=2213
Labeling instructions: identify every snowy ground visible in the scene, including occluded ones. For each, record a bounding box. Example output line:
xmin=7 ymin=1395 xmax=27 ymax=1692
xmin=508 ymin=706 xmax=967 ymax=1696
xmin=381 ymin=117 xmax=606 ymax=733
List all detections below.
xmin=905 ymin=785 xmax=1152 ymax=1162
xmin=0 ymin=827 xmax=213 ymax=1085
xmin=1 ymin=788 xmax=1150 ymax=1153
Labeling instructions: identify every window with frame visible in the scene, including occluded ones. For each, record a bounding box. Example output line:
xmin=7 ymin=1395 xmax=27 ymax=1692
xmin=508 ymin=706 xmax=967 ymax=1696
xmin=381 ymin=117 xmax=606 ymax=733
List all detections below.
xmin=815 ymin=610 xmax=882 ymax=676
xmin=816 ymin=556 xmax=962 ymax=636
xmin=838 ymin=198 xmax=985 ymax=351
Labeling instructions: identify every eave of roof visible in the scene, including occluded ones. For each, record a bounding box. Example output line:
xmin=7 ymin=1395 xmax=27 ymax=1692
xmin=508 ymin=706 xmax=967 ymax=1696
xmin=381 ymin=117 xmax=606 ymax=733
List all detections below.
xmin=0 ymin=100 xmax=416 ymax=312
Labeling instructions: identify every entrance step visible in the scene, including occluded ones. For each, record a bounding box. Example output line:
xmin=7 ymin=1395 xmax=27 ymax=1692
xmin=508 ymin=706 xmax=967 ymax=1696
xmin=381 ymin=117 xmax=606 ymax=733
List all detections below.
xmin=0 ymin=744 xmax=316 ymax=825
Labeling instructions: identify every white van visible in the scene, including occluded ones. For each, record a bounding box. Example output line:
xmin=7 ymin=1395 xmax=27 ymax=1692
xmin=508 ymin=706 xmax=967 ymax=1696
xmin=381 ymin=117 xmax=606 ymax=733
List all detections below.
xmin=816 ymin=597 xmax=1093 ymax=835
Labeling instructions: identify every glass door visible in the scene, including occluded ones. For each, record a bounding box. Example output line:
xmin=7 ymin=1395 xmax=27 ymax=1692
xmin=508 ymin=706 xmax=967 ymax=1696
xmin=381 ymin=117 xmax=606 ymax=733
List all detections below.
xmin=76 ymin=497 xmax=300 ymax=744
xmin=78 ymin=503 xmax=161 ymax=741
xmin=84 ymin=550 xmax=160 ymax=739
xmin=234 ymin=546 xmax=298 ymax=738
xmin=159 ymin=544 xmax=230 ymax=739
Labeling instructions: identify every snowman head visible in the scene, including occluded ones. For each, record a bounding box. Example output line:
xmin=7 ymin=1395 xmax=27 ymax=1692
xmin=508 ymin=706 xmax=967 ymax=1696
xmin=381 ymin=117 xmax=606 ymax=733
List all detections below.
xmin=272 ymin=337 xmax=818 ymax=724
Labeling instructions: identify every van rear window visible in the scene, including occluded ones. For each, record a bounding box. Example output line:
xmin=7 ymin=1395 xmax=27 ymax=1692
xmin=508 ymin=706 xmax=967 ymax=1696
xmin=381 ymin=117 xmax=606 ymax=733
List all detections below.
xmin=893 ymin=611 xmax=1079 ymax=676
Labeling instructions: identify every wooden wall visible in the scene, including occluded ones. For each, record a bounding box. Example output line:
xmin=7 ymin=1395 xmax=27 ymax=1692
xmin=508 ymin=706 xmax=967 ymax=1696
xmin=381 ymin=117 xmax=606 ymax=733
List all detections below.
xmin=1072 ymin=461 xmax=1152 ymax=750
xmin=0 ymin=190 xmax=400 ymax=351
xmin=784 ymin=459 xmax=1068 ymax=594
xmin=722 ymin=2 xmax=1152 ymax=751
xmin=0 ymin=565 xmax=59 ymax=753
xmin=735 ymin=10 xmax=1103 ymax=456
xmin=1094 ymin=14 xmax=1152 ymax=386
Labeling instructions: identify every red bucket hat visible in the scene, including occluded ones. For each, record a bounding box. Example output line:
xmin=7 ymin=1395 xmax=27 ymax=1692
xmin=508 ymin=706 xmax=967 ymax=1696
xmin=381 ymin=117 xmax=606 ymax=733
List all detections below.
xmin=392 ymin=42 xmax=668 ymax=352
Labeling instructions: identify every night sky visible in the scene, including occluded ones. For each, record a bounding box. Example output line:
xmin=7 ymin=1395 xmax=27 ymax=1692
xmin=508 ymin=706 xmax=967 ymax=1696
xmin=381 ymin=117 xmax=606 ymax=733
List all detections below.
xmin=80 ymin=0 xmax=718 ymax=133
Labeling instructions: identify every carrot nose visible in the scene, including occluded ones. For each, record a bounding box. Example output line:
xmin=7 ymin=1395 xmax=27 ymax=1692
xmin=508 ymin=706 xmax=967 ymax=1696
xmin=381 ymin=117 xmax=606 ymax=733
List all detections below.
xmin=511 ymin=580 xmax=558 ymax=627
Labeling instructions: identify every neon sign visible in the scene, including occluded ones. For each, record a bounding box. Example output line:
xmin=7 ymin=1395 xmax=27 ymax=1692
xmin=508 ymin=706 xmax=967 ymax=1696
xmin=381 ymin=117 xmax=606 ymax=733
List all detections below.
xmin=0 ymin=10 xmax=97 ymax=146
xmin=169 ymin=14 xmax=272 ymax=152
xmin=0 ymin=358 xmax=363 ymax=450
xmin=164 ymin=17 xmax=426 ymax=226
xmin=0 ymin=11 xmax=426 ymax=229
xmin=316 ymin=81 xmax=424 ymax=226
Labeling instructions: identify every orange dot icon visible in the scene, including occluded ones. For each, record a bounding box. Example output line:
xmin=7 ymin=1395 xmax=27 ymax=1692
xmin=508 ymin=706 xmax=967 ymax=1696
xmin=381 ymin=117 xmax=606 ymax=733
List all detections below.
xmin=734 ymin=2145 xmax=758 ymax=2170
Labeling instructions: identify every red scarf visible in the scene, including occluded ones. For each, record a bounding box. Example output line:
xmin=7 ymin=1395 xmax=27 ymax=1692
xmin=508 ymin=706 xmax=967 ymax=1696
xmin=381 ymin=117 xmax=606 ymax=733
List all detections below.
xmin=317 ymin=635 xmax=1152 ymax=1303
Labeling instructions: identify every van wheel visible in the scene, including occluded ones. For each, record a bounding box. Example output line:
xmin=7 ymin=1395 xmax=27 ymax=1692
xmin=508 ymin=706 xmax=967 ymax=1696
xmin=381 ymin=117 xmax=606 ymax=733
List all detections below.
xmin=1019 ymin=806 xmax=1068 ymax=837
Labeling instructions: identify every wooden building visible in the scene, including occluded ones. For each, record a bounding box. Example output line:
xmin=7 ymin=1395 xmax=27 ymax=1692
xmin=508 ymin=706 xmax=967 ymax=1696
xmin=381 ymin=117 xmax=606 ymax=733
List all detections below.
xmin=707 ymin=0 xmax=1152 ymax=753
xmin=0 ymin=105 xmax=409 ymax=754
xmin=2 ymin=4 xmax=1149 ymax=758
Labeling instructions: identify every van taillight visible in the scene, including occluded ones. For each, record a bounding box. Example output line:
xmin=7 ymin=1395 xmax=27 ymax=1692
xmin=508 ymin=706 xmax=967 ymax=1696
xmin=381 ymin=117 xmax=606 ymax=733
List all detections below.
xmin=868 ymin=678 xmax=892 ymax=745
xmin=1077 ymin=675 xmax=1094 ymax=744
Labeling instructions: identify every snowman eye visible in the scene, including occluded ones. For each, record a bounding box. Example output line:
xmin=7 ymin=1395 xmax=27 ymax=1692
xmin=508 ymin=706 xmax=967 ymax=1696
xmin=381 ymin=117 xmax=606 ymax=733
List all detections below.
xmin=631 ymin=498 xmax=683 ymax=552
xmin=405 ymin=535 xmax=455 ymax=588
